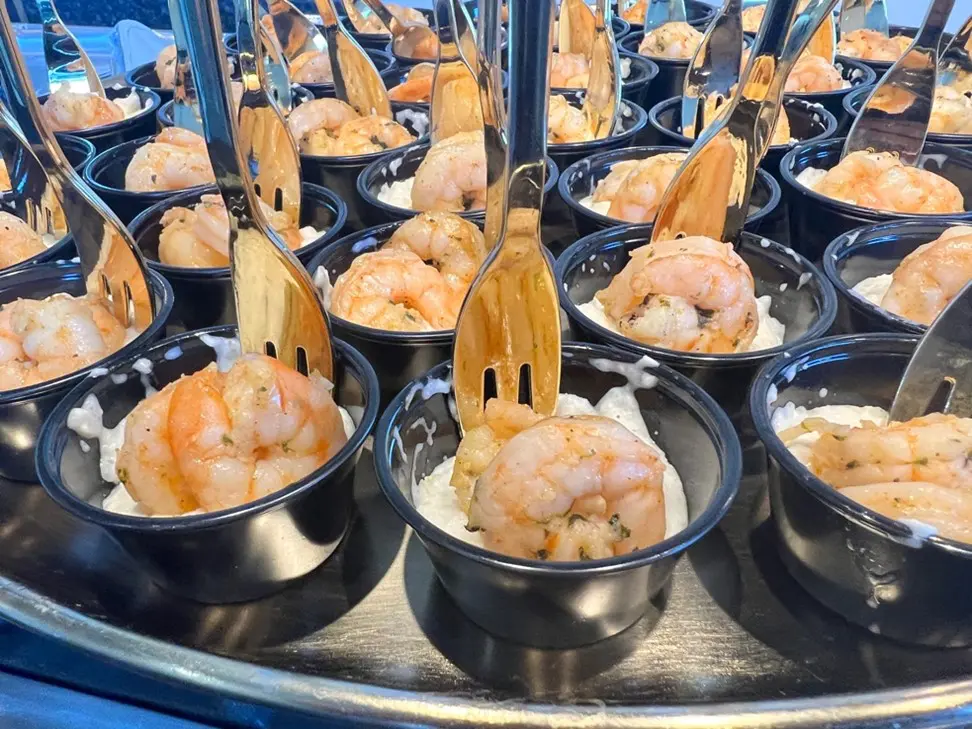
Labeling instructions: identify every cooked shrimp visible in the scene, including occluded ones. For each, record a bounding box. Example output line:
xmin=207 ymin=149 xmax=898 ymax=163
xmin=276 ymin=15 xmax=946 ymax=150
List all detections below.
xmin=0 ymin=158 xmax=9 ymax=191
xmin=350 ymin=3 xmax=428 ymax=34
xmin=115 ymin=354 xmax=347 ymax=515
xmin=812 ymin=151 xmax=965 ymax=214
xmin=411 ymin=130 xmax=488 ymax=212
xmin=619 ymin=0 xmax=648 ymax=24
xmin=550 ymin=52 xmax=591 ymax=88
xmin=467 ymin=409 xmax=666 ymax=561
xmin=595 ymin=236 xmax=759 ymax=352
xmin=742 ymin=4 xmax=765 ymax=33
xmin=837 ymin=29 xmax=912 ymax=62
xmin=548 ymin=94 xmax=594 ymax=144
xmin=158 ymin=193 xmax=306 ymax=268
xmin=307 ymin=115 xmax=415 ymax=156
xmin=383 ymin=211 xmax=487 ymax=292
xmin=807 ymin=413 xmax=972 ymax=490
xmin=784 ymin=54 xmax=843 ymax=93
xmin=0 ymin=293 xmax=127 ymax=390
xmin=841 ymin=482 xmax=972 ymax=544
xmin=879 ymin=225 xmax=972 ymax=325
xmin=388 ymin=63 xmax=436 ymax=102
xmin=41 ymin=87 xmax=125 ymax=132
xmin=0 ymin=212 xmax=46 ymax=269
xmin=592 ymin=152 xmax=686 ymax=222
xmin=289 ymin=50 xmax=333 ymax=84
xmin=428 ymin=69 xmax=482 ymax=139
xmin=638 ymin=22 xmax=703 ymax=60
xmin=156 ymin=44 xmax=177 ymax=89
xmin=287 ymin=98 xmax=359 ymax=148
xmin=931 ymin=85 xmax=972 ymax=135
xmin=124 ymin=127 xmax=215 ymax=192
xmin=329 ymin=248 xmax=463 ymax=331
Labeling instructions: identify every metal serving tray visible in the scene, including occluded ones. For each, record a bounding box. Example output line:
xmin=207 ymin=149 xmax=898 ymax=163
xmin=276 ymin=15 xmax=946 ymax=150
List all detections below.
xmin=1 ymin=437 xmax=972 ymax=727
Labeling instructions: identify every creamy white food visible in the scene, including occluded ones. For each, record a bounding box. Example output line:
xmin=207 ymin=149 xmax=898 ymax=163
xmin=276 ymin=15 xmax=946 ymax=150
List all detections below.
xmin=851 ymin=273 xmax=893 ymax=307
xmin=67 ymin=334 xmax=355 ymax=518
xmin=577 ymin=294 xmax=786 ymax=352
xmin=114 ymin=90 xmax=145 ymax=119
xmin=795 ymin=167 xmax=829 ymax=190
xmin=413 ymin=369 xmax=689 ymax=550
xmin=376 ymin=177 xmax=415 ymax=209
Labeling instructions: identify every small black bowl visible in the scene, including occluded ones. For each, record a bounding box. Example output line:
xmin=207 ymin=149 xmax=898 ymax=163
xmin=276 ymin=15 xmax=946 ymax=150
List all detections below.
xmin=39 ymin=86 xmax=161 ymax=154
xmin=155 ymin=83 xmax=315 ymax=127
xmin=37 ymin=325 xmax=379 ymax=604
xmin=787 ymin=57 xmax=876 ymax=134
xmin=83 ymin=134 xmax=214 ymax=225
xmin=646 ymin=95 xmax=838 ymax=183
xmin=779 ymin=138 xmax=972 ymax=262
xmin=617 ymin=0 xmax=717 ymax=34
xmin=0 ymin=262 xmax=174 ymax=481
xmin=385 ymin=27 xmax=507 ymax=71
xmin=356 ymin=142 xmax=559 ymax=226
xmin=348 ymin=6 xmax=435 ymax=50
xmin=128 ymin=182 xmax=347 ymax=330
xmin=751 ymin=332 xmax=972 ymax=647
xmin=842 ymin=84 xmax=972 ymax=149
xmin=554 ymin=51 xmax=659 ymax=113
xmin=298 ymin=49 xmax=400 ymax=98
xmin=0 ymin=132 xmax=94 ymax=213
xmin=374 ymin=341 xmax=741 ymax=648
xmin=835 ymin=24 xmax=917 ymax=79
xmin=124 ymin=61 xmax=173 ymax=104
xmin=822 ymin=218 xmax=971 ymax=336
xmin=306 ymin=219 xmax=456 ymax=405
xmin=556 ymin=225 xmax=837 ymax=425
xmin=295 ymin=101 xmax=429 ymax=232
xmin=557 ymin=145 xmax=783 ymax=241
xmin=548 ymin=92 xmax=648 ymax=171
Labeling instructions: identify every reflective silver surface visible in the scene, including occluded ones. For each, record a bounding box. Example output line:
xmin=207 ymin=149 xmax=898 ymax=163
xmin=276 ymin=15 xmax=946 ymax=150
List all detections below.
xmin=838 ymin=0 xmax=889 ymax=37
xmin=843 ymin=0 xmax=955 ymax=165
xmin=938 ymin=12 xmax=972 ymax=90
xmin=643 ymin=0 xmax=687 ymax=31
xmin=35 ymin=0 xmax=104 ymax=96
xmin=267 ymin=0 xmax=329 ymax=60
xmin=680 ymin=0 xmax=742 ymax=139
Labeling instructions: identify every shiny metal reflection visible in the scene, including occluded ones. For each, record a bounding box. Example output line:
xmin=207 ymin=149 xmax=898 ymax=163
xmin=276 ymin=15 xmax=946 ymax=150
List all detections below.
xmin=838 ymin=0 xmax=889 ymax=37
xmin=938 ymin=13 xmax=972 ymax=91
xmin=583 ymin=0 xmax=621 ymax=140
xmin=358 ymin=0 xmax=440 ymax=59
xmin=681 ymin=0 xmax=743 ymax=139
xmin=642 ymin=0 xmax=688 ymax=32
xmin=35 ymin=0 xmax=105 ymax=96
xmin=430 ymin=0 xmax=479 ymax=143
xmin=267 ymin=0 xmax=329 ymax=60
xmin=559 ymin=0 xmax=596 ymax=58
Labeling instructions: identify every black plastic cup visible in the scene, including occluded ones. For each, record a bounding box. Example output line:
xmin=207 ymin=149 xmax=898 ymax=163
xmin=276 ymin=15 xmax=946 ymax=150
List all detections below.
xmin=155 ymin=83 xmax=315 ymax=127
xmin=128 ymin=182 xmax=347 ymax=330
xmin=38 ymin=87 xmax=161 ymax=154
xmin=374 ymin=341 xmax=741 ymax=648
xmin=295 ymin=102 xmax=429 ymax=232
xmin=835 ymin=24 xmax=917 ymax=79
xmin=348 ymin=6 xmax=435 ymax=49
xmin=822 ymin=218 xmax=971 ymax=336
xmin=356 ymin=142 xmax=559 ymax=226
xmin=548 ymin=93 xmax=649 ymax=171
xmin=124 ymin=61 xmax=173 ymax=104
xmin=646 ymin=95 xmax=838 ymax=182
xmin=751 ymin=332 xmax=972 ymax=647
xmin=557 ymin=145 xmax=784 ymax=243
xmin=0 ymin=262 xmax=173 ymax=482
xmin=786 ymin=57 xmax=876 ymax=134
xmin=779 ymin=139 xmax=972 ymax=262
xmin=842 ymin=84 xmax=972 ymax=149
xmin=36 ymin=325 xmax=379 ymax=604
xmin=553 ymin=51 xmax=659 ymax=112
xmin=616 ymin=0 xmax=717 ymax=34
xmin=306 ymin=219 xmax=460 ymax=406
xmin=0 ymin=133 xmax=93 ymax=225
xmin=556 ymin=225 xmax=837 ymax=426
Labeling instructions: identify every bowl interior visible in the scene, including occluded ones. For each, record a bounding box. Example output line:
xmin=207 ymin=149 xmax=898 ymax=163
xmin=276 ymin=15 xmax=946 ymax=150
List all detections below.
xmin=553 ymin=91 xmax=645 ymax=143
xmin=560 ymin=230 xmax=830 ymax=352
xmin=381 ymin=346 xmax=735 ymax=562
xmin=294 ymin=101 xmax=431 ymax=161
xmin=44 ymin=330 xmax=371 ymax=519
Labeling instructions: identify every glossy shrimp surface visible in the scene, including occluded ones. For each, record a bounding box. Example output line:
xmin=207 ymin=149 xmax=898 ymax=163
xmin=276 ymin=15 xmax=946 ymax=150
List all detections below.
xmin=464 ymin=401 xmax=666 ymax=561
xmin=156 ymin=44 xmax=177 ymax=89
xmin=383 ymin=211 xmax=487 ymax=293
xmin=837 ymin=29 xmax=912 ymax=62
xmin=290 ymin=51 xmax=333 ymax=84
xmin=550 ymin=52 xmax=591 ymax=88
xmin=595 ymin=236 xmax=759 ymax=353
xmin=591 ymin=152 xmax=686 ymax=222
xmin=411 ymin=130 xmax=488 ymax=212
xmin=811 ymin=151 xmax=965 ymax=214
xmin=351 ymin=3 xmax=428 ymax=34
xmin=388 ymin=63 xmax=436 ymax=102
xmin=784 ymin=54 xmax=843 ymax=93
xmin=0 ymin=212 xmax=47 ymax=269
xmin=0 ymin=293 xmax=127 ymax=390
xmin=930 ymin=86 xmax=972 ymax=135
xmin=741 ymin=4 xmax=765 ymax=33
xmin=637 ymin=22 xmax=703 ymax=60
xmin=115 ymin=354 xmax=347 ymax=516
xmin=287 ymin=98 xmax=414 ymax=156
xmin=548 ymin=94 xmax=594 ymax=144
xmin=880 ymin=226 xmax=972 ymax=325
xmin=125 ymin=127 xmax=216 ymax=192
xmin=41 ymin=87 xmax=125 ymax=132
xmin=158 ymin=194 xmax=307 ymax=268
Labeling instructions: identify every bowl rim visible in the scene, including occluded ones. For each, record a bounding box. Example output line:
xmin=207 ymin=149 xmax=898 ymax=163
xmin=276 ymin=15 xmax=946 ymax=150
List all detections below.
xmin=41 ymin=86 xmax=161 ymax=136
xmin=834 ymin=24 xmax=919 ymax=71
xmin=83 ymin=134 xmax=213 ymax=201
xmin=306 ymin=218 xmax=467 ymax=345
xmin=36 ymin=325 xmax=380 ymax=533
xmin=553 ymin=50 xmax=660 ymax=96
xmin=374 ymin=339 xmax=742 ymax=574
xmin=821 ymin=218 xmax=972 ymax=336
xmin=127 ymin=181 xmax=349 ymax=278
xmin=285 ymin=48 xmax=398 ymax=91
xmin=556 ymin=144 xmax=781 ymax=232
xmin=356 ymin=141 xmax=560 ymax=219
xmin=549 ymin=95 xmax=648 ymax=152
xmin=841 ymin=84 xmax=972 ymax=145
xmin=647 ymin=95 xmax=839 ymax=151
xmin=779 ymin=138 xmax=972 ymax=220
xmin=618 ymin=29 xmax=752 ymax=66
xmin=554 ymin=224 xmax=839 ymax=366
xmin=784 ymin=56 xmax=877 ymax=99
xmin=749 ymin=330 xmax=972 ymax=557
xmin=383 ymin=27 xmax=507 ymax=66
xmin=0 ymin=263 xmax=174 ymax=404
xmin=123 ymin=60 xmax=163 ymax=92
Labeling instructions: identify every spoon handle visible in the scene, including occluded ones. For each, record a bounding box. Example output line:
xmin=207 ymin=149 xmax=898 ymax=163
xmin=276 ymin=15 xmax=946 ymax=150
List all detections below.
xmin=583 ymin=0 xmax=621 ymax=140
xmin=681 ymin=0 xmax=743 ymax=138
xmin=35 ymin=0 xmax=105 ymax=96
xmin=937 ymin=12 xmax=972 ymax=87
xmin=477 ymin=0 xmax=508 ymax=250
